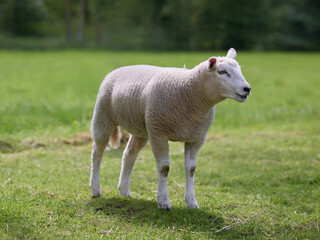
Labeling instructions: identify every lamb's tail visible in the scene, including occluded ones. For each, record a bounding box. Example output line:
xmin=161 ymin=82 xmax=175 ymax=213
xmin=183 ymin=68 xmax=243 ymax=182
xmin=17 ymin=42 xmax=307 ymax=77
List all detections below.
xmin=108 ymin=126 xmax=122 ymax=149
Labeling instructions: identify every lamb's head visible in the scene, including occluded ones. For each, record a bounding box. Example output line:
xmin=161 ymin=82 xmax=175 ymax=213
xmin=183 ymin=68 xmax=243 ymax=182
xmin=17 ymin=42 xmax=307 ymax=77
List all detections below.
xmin=206 ymin=48 xmax=251 ymax=103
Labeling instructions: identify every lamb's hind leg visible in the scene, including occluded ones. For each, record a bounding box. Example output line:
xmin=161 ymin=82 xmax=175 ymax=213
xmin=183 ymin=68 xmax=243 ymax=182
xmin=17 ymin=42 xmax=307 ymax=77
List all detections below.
xmin=90 ymin=115 xmax=115 ymax=197
xmin=90 ymin=140 xmax=109 ymax=197
xmin=118 ymin=135 xmax=148 ymax=196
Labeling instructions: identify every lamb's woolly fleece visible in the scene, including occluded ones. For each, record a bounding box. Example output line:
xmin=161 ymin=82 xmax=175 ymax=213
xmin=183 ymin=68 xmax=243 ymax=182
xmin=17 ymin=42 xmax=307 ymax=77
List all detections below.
xmin=92 ymin=61 xmax=226 ymax=146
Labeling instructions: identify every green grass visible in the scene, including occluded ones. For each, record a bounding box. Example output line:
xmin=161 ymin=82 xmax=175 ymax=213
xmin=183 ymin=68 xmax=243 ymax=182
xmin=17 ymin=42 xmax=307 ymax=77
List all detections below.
xmin=0 ymin=50 xmax=319 ymax=239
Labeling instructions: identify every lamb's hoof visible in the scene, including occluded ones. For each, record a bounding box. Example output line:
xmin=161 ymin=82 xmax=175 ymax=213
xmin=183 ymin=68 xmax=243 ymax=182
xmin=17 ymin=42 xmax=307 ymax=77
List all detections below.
xmin=185 ymin=196 xmax=199 ymax=209
xmin=187 ymin=201 xmax=199 ymax=209
xmin=91 ymin=187 xmax=101 ymax=198
xmin=118 ymin=185 xmax=131 ymax=197
xmin=158 ymin=201 xmax=171 ymax=210
xmin=91 ymin=191 xmax=101 ymax=198
xmin=119 ymin=191 xmax=131 ymax=197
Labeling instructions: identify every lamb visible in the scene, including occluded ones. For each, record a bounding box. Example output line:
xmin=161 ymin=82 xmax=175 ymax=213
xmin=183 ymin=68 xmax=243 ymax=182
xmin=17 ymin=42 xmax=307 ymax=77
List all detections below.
xmin=90 ymin=48 xmax=251 ymax=210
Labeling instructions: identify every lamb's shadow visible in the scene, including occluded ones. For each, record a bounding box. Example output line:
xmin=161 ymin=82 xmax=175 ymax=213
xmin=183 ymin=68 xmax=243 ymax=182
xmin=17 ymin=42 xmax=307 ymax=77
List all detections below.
xmin=86 ymin=196 xmax=224 ymax=235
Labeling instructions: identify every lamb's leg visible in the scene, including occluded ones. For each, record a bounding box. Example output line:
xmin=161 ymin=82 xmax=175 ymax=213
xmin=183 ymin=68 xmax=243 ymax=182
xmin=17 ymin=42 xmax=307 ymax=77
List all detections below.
xmin=90 ymin=107 xmax=115 ymax=197
xmin=90 ymin=140 xmax=109 ymax=197
xmin=118 ymin=135 xmax=148 ymax=196
xmin=184 ymin=141 xmax=204 ymax=208
xmin=150 ymin=138 xmax=171 ymax=210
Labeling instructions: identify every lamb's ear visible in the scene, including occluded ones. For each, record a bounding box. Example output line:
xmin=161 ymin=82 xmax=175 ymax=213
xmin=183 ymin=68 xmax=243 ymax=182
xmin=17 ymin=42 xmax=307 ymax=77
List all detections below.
xmin=207 ymin=57 xmax=217 ymax=72
xmin=226 ymin=48 xmax=237 ymax=59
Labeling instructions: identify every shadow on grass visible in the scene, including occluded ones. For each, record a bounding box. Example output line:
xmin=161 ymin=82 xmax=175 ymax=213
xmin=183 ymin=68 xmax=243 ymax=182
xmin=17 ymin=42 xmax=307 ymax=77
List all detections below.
xmin=86 ymin=196 xmax=225 ymax=236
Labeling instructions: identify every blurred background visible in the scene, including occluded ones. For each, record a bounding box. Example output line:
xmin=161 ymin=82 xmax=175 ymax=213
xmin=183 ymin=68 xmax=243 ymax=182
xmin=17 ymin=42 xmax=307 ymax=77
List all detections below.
xmin=0 ymin=0 xmax=319 ymax=51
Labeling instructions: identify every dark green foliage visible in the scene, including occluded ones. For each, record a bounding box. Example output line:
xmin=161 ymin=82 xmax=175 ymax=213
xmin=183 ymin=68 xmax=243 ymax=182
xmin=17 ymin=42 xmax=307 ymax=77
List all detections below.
xmin=0 ymin=0 xmax=45 ymax=36
xmin=270 ymin=0 xmax=320 ymax=50
xmin=0 ymin=0 xmax=319 ymax=49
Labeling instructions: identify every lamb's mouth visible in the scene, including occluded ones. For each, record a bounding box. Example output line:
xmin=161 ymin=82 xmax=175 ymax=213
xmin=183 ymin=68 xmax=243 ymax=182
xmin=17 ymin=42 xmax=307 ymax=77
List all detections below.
xmin=235 ymin=93 xmax=248 ymax=99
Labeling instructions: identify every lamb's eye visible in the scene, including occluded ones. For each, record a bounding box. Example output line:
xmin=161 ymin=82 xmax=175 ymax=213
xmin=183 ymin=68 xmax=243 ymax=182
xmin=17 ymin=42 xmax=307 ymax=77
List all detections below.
xmin=218 ymin=70 xmax=230 ymax=77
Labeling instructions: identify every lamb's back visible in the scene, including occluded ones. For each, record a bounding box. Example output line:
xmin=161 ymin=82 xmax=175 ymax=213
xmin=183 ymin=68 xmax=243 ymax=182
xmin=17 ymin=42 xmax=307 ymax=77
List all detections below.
xmin=100 ymin=65 xmax=188 ymax=138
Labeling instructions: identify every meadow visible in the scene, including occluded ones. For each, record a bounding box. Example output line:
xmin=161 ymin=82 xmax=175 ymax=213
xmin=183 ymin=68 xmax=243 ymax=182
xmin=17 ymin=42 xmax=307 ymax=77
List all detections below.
xmin=0 ymin=50 xmax=319 ymax=239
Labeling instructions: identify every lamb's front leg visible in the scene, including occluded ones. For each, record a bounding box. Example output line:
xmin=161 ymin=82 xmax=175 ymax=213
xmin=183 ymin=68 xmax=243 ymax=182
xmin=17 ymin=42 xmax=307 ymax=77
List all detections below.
xmin=184 ymin=141 xmax=203 ymax=208
xmin=150 ymin=138 xmax=171 ymax=210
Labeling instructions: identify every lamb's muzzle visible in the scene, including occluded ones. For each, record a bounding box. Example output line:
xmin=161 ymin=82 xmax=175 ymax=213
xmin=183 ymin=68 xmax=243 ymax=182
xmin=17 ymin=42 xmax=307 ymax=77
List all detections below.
xmin=243 ymin=87 xmax=251 ymax=93
xmin=89 ymin=48 xmax=251 ymax=209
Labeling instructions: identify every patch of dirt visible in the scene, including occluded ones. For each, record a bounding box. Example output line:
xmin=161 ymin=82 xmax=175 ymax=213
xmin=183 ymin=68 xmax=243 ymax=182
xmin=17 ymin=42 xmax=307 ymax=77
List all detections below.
xmin=0 ymin=131 xmax=130 ymax=154
xmin=22 ymin=138 xmax=46 ymax=149
xmin=56 ymin=132 xmax=129 ymax=147
xmin=0 ymin=140 xmax=13 ymax=153
xmin=58 ymin=132 xmax=93 ymax=146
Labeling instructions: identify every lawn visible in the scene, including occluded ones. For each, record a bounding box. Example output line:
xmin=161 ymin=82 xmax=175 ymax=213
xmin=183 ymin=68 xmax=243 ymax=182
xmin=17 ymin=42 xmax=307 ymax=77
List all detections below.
xmin=0 ymin=50 xmax=319 ymax=239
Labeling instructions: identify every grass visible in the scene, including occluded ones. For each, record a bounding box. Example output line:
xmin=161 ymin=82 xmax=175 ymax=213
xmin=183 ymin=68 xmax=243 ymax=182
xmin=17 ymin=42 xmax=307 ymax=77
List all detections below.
xmin=0 ymin=50 xmax=319 ymax=239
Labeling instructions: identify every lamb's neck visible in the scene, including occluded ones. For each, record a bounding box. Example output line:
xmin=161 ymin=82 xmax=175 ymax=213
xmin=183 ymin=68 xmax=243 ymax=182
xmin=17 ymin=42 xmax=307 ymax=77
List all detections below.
xmin=176 ymin=72 xmax=212 ymax=122
xmin=188 ymin=63 xmax=225 ymax=108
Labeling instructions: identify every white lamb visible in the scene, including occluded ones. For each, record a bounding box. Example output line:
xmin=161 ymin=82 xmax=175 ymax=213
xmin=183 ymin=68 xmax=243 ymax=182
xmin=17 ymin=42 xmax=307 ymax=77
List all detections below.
xmin=90 ymin=48 xmax=251 ymax=210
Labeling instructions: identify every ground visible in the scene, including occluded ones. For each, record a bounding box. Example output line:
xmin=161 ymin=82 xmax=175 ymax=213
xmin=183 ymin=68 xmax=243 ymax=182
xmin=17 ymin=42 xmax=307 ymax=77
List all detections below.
xmin=0 ymin=51 xmax=319 ymax=239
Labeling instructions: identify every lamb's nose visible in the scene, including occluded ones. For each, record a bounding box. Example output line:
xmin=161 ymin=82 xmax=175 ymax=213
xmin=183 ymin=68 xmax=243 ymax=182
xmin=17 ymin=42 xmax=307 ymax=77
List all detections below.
xmin=243 ymin=87 xmax=251 ymax=93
